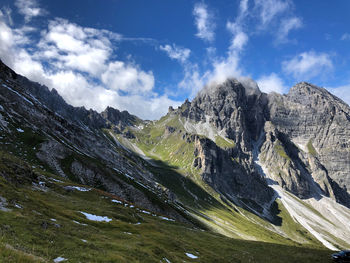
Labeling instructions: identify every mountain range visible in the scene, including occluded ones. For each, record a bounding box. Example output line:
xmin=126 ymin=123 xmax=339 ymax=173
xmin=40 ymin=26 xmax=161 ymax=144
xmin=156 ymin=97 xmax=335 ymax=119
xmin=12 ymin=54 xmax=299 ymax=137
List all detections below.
xmin=0 ymin=59 xmax=349 ymax=262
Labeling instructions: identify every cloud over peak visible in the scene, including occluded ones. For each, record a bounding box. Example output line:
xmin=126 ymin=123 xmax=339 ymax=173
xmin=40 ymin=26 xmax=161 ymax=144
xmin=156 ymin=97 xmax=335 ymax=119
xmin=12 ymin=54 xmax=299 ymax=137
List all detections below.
xmin=257 ymin=73 xmax=287 ymax=94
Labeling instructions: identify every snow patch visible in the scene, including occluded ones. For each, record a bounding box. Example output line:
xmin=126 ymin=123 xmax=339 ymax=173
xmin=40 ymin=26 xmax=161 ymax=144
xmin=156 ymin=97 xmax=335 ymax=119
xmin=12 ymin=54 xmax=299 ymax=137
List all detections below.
xmin=53 ymin=257 xmax=67 ymax=262
xmin=2 ymin=84 xmax=34 ymax=106
xmin=80 ymin=212 xmax=112 ymax=222
xmin=65 ymin=186 xmax=91 ymax=192
xmin=50 ymin=178 xmax=63 ymax=183
xmin=185 ymin=253 xmax=198 ymax=259
xmin=140 ymin=210 xmax=151 ymax=215
xmin=253 ymin=135 xmax=350 ymax=250
xmin=72 ymin=220 xmax=87 ymax=226
xmin=16 ymin=128 xmax=24 ymax=133
xmin=111 ymin=199 xmax=123 ymax=204
xmin=159 ymin=216 xmax=175 ymax=222
xmin=0 ymin=196 xmax=11 ymax=212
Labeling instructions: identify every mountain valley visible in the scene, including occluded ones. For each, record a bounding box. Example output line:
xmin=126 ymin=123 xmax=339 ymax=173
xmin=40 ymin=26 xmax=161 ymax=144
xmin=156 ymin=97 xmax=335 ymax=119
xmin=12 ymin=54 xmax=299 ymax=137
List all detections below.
xmin=1 ymin=59 xmax=349 ymax=262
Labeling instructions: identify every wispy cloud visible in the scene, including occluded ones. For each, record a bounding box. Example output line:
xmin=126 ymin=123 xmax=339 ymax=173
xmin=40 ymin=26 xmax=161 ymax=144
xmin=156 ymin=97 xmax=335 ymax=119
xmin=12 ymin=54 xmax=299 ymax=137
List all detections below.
xmin=282 ymin=51 xmax=333 ymax=80
xmin=193 ymin=2 xmax=215 ymax=42
xmin=341 ymin=33 xmax=350 ymax=41
xmin=1 ymin=6 xmax=13 ymax=26
xmin=254 ymin=0 xmax=290 ymax=26
xmin=181 ymin=0 xmax=250 ymax=97
xmin=14 ymin=0 xmax=46 ymax=22
xmin=159 ymin=44 xmax=191 ymax=64
xmin=253 ymin=0 xmax=302 ymax=44
xmin=277 ymin=17 xmax=302 ymax=43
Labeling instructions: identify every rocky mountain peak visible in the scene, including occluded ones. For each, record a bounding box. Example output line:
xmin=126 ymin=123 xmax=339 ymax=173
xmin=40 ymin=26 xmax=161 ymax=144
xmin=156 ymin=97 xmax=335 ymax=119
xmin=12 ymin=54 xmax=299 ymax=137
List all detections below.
xmin=100 ymin=106 xmax=141 ymax=129
xmin=195 ymin=78 xmax=245 ymax=102
xmin=286 ymin=81 xmax=350 ymax=113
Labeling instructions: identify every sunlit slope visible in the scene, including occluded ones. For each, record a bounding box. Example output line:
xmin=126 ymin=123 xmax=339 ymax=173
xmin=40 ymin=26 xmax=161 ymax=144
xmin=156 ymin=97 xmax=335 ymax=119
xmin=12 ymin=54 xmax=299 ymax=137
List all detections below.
xmin=109 ymin=112 xmax=330 ymax=248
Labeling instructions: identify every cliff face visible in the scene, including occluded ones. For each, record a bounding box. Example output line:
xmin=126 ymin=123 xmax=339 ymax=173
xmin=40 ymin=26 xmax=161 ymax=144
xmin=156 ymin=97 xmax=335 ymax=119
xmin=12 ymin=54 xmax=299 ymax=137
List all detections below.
xmin=178 ymin=79 xmax=274 ymax=211
xmin=265 ymin=82 xmax=350 ymax=207
xmin=173 ymin=79 xmax=350 ymax=209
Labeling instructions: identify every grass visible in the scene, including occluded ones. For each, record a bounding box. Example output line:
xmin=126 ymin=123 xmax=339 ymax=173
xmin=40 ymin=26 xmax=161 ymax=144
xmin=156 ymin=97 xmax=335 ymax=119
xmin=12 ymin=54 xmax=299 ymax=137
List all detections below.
xmin=307 ymin=139 xmax=317 ymax=156
xmin=108 ymin=113 xmax=339 ymax=250
xmin=0 ymin=243 xmax=45 ymax=263
xmin=215 ymin=136 xmax=235 ymax=149
xmin=0 ymin=152 xmax=333 ymax=263
xmin=274 ymin=141 xmax=291 ymax=161
xmin=0 ymin=112 xmax=336 ymax=262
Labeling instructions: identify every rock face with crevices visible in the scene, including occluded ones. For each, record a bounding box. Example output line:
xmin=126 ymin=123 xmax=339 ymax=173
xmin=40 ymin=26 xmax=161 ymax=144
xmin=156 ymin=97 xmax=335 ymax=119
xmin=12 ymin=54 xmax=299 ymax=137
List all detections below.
xmin=171 ymin=79 xmax=350 ymax=209
xmin=176 ymin=79 xmax=275 ymax=211
xmin=265 ymin=82 xmax=350 ymax=207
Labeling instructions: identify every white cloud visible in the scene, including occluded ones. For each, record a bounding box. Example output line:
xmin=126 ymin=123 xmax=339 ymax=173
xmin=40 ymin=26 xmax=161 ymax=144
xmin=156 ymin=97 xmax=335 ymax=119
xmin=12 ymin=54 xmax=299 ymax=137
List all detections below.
xmin=282 ymin=51 xmax=333 ymax=79
xmin=1 ymin=6 xmax=13 ymax=26
xmin=0 ymin=11 xmax=17 ymax=67
xmin=239 ymin=0 xmax=249 ymax=16
xmin=327 ymin=85 xmax=350 ymax=106
xmin=193 ymin=2 xmax=215 ymax=42
xmin=232 ymin=31 xmax=248 ymax=50
xmin=36 ymin=19 xmax=112 ymax=76
xmin=341 ymin=33 xmax=350 ymax=41
xmin=0 ymin=10 xmax=182 ymax=120
xmin=253 ymin=0 xmax=302 ymax=44
xmin=180 ymin=0 xmax=249 ymax=96
xmin=257 ymin=73 xmax=286 ymax=93
xmin=101 ymin=61 xmax=154 ymax=94
xmin=224 ymin=0 xmax=250 ymax=60
xmin=159 ymin=44 xmax=191 ymax=64
xmin=277 ymin=17 xmax=302 ymax=43
xmin=14 ymin=0 xmax=45 ymax=22
xmin=226 ymin=22 xmax=248 ymax=51
xmin=209 ymin=52 xmax=242 ymax=84
xmin=254 ymin=0 xmax=290 ymax=26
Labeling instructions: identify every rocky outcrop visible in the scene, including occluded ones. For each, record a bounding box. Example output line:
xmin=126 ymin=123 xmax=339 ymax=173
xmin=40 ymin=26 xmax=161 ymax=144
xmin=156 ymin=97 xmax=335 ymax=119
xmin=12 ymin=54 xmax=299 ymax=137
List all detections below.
xmin=265 ymin=82 xmax=350 ymax=207
xmin=0 ymin=59 xmax=189 ymax=223
xmin=100 ymin=106 xmax=141 ymax=130
xmin=174 ymin=79 xmax=275 ymax=211
xmin=171 ymin=79 xmax=350 ymax=209
xmin=193 ymin=135 xmax=274 ymax=210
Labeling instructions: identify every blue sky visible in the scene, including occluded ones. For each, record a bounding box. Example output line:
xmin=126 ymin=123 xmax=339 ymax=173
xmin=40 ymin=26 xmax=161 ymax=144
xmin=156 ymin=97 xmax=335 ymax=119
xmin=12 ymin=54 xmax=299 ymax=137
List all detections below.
xmin=0 ymin=0 xmax=350 ymax=119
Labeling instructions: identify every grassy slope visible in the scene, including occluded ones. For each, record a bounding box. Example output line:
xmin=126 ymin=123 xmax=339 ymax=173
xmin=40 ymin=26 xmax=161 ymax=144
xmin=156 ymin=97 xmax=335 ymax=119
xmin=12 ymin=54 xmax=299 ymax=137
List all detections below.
xmin=114 ymin=114 xmax=327 ymax=248
xmin=0 ymin=150 xmax=332 ymax=263
xmin=0 ymin=113 xmax=333 ymax=262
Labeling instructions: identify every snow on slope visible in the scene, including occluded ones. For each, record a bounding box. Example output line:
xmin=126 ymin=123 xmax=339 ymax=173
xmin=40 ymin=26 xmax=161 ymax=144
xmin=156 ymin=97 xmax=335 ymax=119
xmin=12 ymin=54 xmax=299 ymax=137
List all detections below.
xmin=253 ymin=137 xmax=350 ymax=250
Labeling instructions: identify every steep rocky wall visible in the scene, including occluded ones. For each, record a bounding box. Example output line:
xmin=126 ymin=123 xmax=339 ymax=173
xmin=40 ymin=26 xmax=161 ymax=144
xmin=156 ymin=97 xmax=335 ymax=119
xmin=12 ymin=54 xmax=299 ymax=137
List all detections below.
xmin=267 ymin=82 xmax=350 ymax=200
